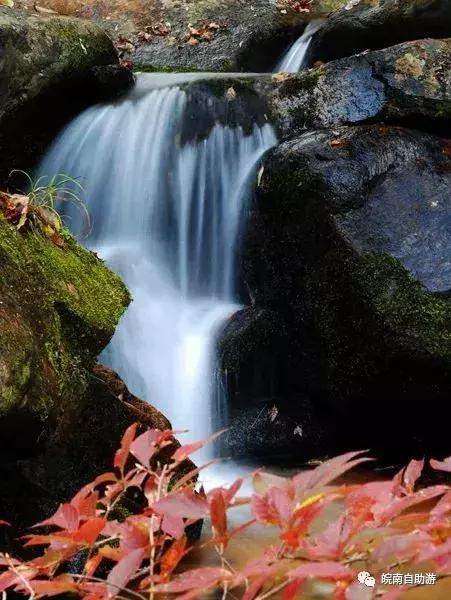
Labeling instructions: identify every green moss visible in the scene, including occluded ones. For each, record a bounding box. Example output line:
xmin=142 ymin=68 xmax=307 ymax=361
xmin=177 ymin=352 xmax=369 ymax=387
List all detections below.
xmin=0 ymin=216 xmax=130 ymax=420
xmin=37 ymin=17 xmax=115 ymax=71
xmin=29 ymin=232 xmax=129 ymax=338
xmin=353 ymin=253 xmax=450 ymax=359
xmin=134 ymin=64 xmax=199 ymax=74
xmin=274 ymin=65 xmax=325 ymax=100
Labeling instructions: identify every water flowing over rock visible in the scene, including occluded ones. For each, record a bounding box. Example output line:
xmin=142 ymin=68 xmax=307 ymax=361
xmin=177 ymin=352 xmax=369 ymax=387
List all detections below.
xmin=39 ymin=74 xmax=277 ymax=454
xmin=277 ymin=20 xmax=324 ymax=73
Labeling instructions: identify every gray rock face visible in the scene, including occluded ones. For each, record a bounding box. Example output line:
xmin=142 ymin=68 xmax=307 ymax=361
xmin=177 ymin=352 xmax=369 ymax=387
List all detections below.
xmin=0 ymin=8 xmax=117 ymax=119
xmin=335 ymin=171 xmax=450 ymax=295
xmin=309 ymin=0 xmax=451 ymax=64
xmin=131 ymin=0 xmax=305 ymax=72
xmin=218 ymin=307 xmax=330 ymax=459
xmin=269 ymin=38 xmax=451 ymax=136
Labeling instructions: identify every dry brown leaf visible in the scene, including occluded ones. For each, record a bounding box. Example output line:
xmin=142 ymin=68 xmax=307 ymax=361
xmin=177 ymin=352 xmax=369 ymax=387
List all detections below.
xmin=226 ymin=86 xmax=237 ymax=101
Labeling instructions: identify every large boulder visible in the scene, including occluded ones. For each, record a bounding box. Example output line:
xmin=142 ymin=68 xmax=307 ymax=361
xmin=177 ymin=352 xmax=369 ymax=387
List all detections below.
xmin=309 ymin=0 xmax=451 ymax=64
xmin=235 ymin=125 xmax=450 ymax=459
xmin=0 ymin=212 xmax=177 ymax=552
xmin=0 ymin=8 xmax=132 ymax=184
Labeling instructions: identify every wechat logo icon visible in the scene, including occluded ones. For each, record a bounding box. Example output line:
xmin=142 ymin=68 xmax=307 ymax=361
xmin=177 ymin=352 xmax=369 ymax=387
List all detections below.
xmin=358 ymin=571 xmax=376 ymax=588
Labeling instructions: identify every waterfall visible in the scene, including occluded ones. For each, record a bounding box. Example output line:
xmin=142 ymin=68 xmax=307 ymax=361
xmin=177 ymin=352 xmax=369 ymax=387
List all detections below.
xmin=39 ymin=74 xmax=276 ymax=453
xmin=277 ymin=20 xmax=324 ymax=72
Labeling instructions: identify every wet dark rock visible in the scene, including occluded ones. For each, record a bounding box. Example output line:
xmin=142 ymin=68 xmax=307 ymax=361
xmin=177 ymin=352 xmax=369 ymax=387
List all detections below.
xmin=180 ymin=78 xmax=269 ymax=144
xmin=268 ymin=38 xmax=451 ymax=137
xmin=219 ymin=308 xmax=288 ymax=408
xmin=90 ymin=65 xmax=136 ymax=101
xmin=240 ymin=125 xmax=450 ymax=459
xmin=175 ymin=38 xmax=451 ymax=139
xmin=310 ymin=0 xmax=451 ymax=64
xmin=0 ymin=363 xmax=171 ymax=553
xmin=217 ymin=308 xmax=333 ymax=460
xmin=0 ymin=8 xmax=120 ymax=185
xmin=223 ymin=397 xmax=328 ymax=462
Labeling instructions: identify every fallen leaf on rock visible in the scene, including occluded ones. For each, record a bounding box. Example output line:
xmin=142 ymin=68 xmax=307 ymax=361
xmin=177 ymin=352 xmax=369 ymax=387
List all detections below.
xmin=187 ymin=37 xmax=199 ymax=46
xmin=115 ymin=36 xmax=135 ymax=54
xmin=137 ymin=31 xmax=152 ymax=43
xmin=120 ymin=59 xmax=134 ymax=70
xmin=33 ymin=3 xmax=57 ymax=14
xmin=201 ymin=31 xmax=213 ymax=41
xmin=272 ymin=72 xmax=293 ymax=82
xmin=0 ymin=192 xmax=29 ymax=228
xmin=50 ymin=233 xmax=65 ymax=248
xmin=226 ymin=86 xmax=237 ymax=101
xmin=330 ymin=138 xmax=349 ymax=148
xmin=269 ymin=405 xmax=279 ymax=423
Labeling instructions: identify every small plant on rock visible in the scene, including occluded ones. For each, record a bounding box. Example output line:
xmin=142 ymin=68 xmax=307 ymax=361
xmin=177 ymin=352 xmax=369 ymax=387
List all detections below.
xmin=0 ymin=171 xmax=90 ymax=244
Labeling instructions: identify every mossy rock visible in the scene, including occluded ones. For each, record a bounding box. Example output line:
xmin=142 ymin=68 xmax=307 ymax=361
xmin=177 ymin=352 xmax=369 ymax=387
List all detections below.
xmin=0 ymin=7 xmax=117 ymax=123
xmin=132 ymin=37 xmax=451 ymax=143
xmin=0 ymin=215 xmax=129 ymax=428
xmin=0 ymin=7 xmax=123 ymax=184
xmin=180 ymin=38 xmax=451 ymax=139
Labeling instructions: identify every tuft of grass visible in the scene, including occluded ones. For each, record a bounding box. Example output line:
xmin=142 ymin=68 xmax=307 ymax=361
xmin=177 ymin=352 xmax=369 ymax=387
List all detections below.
xmin=8 ymin=170 xmax=91 ymax=239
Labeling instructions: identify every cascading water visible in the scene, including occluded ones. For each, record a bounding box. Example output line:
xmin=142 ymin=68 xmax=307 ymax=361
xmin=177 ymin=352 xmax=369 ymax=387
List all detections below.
xmin=39 ymin=74 xmax=276 ymax=459
xmin=277 ymin=20 xmax=324 ymax=72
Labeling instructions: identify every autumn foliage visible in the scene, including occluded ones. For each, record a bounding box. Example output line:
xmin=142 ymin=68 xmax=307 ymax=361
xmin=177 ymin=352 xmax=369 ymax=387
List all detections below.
xmin=1 ymin=424 xmax=450 ymax=599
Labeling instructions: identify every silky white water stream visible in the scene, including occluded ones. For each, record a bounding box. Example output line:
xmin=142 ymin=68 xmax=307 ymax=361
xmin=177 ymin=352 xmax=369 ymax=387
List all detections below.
xmin=39 ymin=74 xmax=276 ymax=460
xmin=277 ymin=20 xmax=324 ymax=72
